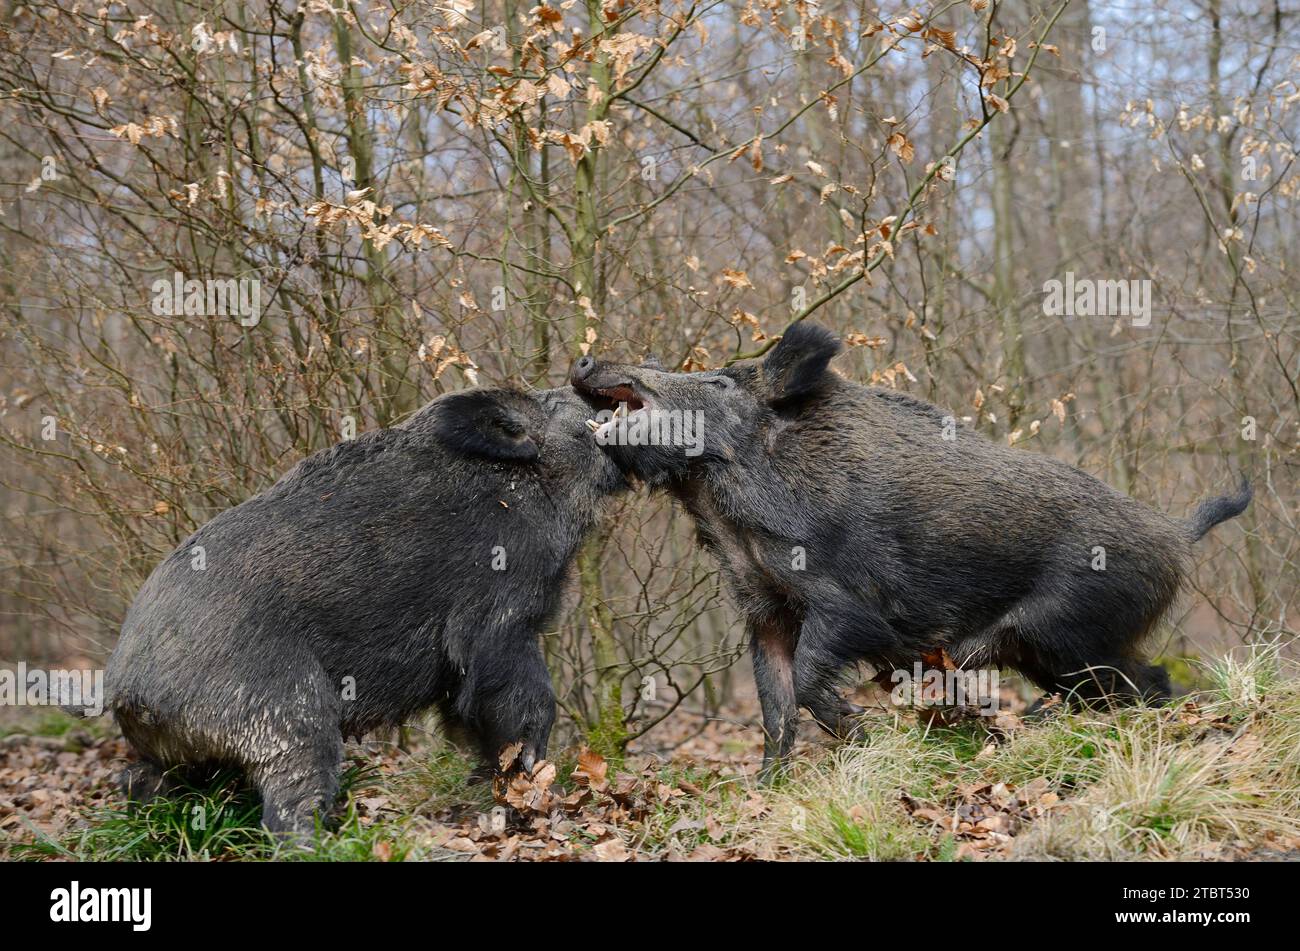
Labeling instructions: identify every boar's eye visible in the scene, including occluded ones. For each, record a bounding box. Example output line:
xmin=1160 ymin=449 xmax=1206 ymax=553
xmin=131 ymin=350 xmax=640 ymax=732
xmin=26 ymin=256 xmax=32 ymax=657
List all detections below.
xmin=703 ymin=377 xmax=732 ymax=390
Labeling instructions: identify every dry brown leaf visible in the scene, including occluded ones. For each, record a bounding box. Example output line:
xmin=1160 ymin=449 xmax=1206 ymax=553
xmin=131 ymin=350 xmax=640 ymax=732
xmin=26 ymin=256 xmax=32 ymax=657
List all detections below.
xmin=720 ymin=268 xmax=753 ymax=289
xmin=498 ymin=742 xmax=523 ymax=772
xmin=591 ymin=837 xmax=629 ymax=862
xmin=572 ymin=748 xmax=609 ymax=789
xmin=887 ymin=131 xmax=915 ymax=163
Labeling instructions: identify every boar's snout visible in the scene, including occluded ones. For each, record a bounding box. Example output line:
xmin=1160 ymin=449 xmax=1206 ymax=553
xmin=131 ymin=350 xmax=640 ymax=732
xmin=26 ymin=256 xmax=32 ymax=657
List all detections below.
xmin=570 ymin=354 xmax=598 ymax=384
xmin=570 ymin=357 xmax=650 ymax=414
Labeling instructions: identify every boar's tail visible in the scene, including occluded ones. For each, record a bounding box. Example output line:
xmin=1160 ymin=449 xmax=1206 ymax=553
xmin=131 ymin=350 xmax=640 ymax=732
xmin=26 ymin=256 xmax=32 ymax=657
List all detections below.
xmin=1185 ymin=478 xmax=1253 ymax=541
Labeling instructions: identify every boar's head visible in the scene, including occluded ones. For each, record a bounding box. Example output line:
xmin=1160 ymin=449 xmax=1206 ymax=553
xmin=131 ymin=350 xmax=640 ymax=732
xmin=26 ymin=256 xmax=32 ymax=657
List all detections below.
xmin=428 ymin=385 xmax=629 ymax=509
xmin=569 ymin=323 xmax=841 ymax=484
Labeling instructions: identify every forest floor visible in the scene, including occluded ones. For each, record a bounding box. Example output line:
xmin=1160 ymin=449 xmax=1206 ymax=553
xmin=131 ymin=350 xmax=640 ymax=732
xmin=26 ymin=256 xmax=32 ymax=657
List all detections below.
xmin=2 ymin=646 xmax=1298 ymax=862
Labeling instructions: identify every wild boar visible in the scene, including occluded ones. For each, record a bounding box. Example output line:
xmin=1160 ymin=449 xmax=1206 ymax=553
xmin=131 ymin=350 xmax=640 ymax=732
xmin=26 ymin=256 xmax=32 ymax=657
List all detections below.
xmin=103 ymin=386 xmax=626 ymax=833
xmin=572 ymin=324 xmax=1251 ymax=775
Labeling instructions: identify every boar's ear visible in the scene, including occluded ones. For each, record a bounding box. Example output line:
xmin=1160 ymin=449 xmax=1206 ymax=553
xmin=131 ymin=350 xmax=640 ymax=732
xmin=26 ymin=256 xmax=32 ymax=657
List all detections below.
xmin=431 ymin=390 xmax=540 ymax=463
xmin=762 ymin=322 xmax=841 ymax=404
xmin=640 ymin=354 xmax=666 ymax=371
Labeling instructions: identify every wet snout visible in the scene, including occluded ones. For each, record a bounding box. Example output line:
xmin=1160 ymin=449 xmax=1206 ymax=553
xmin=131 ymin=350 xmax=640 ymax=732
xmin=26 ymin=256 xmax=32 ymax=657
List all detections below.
xmin=571 ymin=354 xmax=599 ymax=384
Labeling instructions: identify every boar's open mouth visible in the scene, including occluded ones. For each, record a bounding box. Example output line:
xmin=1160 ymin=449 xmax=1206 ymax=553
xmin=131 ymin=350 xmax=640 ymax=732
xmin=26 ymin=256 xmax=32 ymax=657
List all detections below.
xmin=572 ymin=381 xmax=647 ymax=414
xmin=572 ymin=380 xmax=653 ymax=438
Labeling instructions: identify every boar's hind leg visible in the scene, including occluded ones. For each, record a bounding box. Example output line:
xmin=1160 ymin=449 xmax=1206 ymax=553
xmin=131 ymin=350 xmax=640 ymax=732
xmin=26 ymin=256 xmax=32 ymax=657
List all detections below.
xmin=1013 ymin=593 xmax=1173 ymax=707
xmin=750 ymin=615 xmax=799 ymax=781
xmin=241 ymin=675 xmax=344 ymax=839
xmin=1052 ymin=657 xmax=1171 ymax=706
xmin=1014 ymin=555 xmax=1180 ymax=708
xmin=1019 ymin=647 xmax=1171 ymax=707
xmin=248 ymin=729 xmax=343 ymax=839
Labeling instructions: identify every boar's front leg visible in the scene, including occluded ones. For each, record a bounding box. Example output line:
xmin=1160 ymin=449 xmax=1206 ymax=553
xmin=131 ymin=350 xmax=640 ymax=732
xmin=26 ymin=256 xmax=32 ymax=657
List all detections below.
xmin=750 ymin=614 xmax=799 ymax=782
xmin=452 ymin=624 xmax=557 ymax=776
xmin=792 ymin=607 xmax=870 ymax=741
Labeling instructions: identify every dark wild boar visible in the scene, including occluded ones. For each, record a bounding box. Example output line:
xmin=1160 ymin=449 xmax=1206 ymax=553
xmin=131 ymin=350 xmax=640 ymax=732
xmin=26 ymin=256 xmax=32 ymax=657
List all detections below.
xmin=572 ymin=324 xmax=1251 ymax=776
xmin=102 ymin=386 xmax=626 ymax=834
